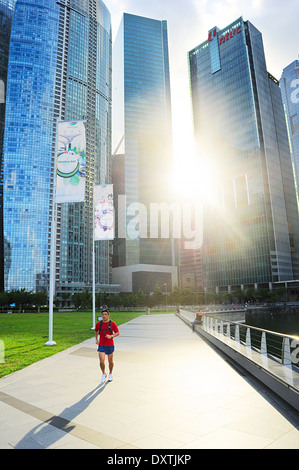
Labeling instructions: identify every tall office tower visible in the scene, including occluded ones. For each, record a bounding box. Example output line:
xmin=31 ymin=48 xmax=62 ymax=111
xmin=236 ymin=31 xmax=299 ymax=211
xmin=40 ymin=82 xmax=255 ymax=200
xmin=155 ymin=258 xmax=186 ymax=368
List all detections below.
xmin=55 ymin=0 xmax=114 ymax=300
xmin=112 ymin=13 xmax=177 ymax=293
xmin=3 ymin=0 xmax=115 ymax=297
xmin=281 ymin=60 xmax=299 ymax=206
xmin=188 ymin=17 xmax=299 ymax=294
xmin=0 ymin=0 xmax=16 ymax=291
xmin=3 ymin=0 xmax=59 ymax=292
xmin=179 ymin=242 xmax=202 ymax=291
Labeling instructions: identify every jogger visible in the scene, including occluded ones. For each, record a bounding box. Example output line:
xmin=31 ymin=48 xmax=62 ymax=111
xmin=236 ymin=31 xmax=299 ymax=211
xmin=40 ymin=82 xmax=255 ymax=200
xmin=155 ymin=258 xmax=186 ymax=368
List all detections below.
xmin=94 ymin=309 xmax=119 ymax=383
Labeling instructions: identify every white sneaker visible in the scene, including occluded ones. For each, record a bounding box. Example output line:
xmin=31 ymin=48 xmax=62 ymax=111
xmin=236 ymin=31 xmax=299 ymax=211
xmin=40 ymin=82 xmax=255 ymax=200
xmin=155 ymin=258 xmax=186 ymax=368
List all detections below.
xmin=101 ymin=373 xmax=107 ymax=384
xmin=108 ymin=373 xmax=113 ymax=382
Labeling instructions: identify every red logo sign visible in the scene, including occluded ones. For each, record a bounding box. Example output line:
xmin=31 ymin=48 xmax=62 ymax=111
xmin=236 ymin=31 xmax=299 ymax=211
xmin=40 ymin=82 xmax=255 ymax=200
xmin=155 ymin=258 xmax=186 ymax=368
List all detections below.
xmin=208 ymin=28 xmax=217 ymax=42
xmin=208 ymin=25 xmax=242 ymax=44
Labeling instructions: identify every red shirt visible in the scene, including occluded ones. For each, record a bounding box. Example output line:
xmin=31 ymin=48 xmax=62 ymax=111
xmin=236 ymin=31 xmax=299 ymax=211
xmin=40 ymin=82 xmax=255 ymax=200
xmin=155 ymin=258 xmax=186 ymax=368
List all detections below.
xmin=95 ymin=320 xmax=119 ymax=347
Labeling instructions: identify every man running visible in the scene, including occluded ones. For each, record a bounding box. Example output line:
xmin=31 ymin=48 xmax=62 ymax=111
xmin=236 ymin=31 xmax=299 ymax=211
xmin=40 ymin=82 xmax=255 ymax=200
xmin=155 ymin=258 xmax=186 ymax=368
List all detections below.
xmin=94 ymin=309 xmax=119 ymax=383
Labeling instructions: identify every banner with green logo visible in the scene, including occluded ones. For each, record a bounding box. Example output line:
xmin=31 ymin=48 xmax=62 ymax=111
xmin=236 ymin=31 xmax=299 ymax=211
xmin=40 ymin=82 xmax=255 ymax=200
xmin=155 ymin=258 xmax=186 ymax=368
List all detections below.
xmin=56 ymin=121 xmax=86 ymax=203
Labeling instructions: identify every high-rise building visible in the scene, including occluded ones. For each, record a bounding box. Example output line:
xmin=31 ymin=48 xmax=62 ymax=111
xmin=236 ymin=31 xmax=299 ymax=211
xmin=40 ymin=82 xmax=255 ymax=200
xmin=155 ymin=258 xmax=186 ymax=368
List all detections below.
xmin=3 ymin=0 xmax=59 ymax=292
xmin=112 ymin=13 xmax=177 ymax=293
xmin=188 ymin=17 xmax=299 ymax=294
xmin=3 ymin=0 xmax=117 ymax=297
xmin=281 ymin=60 xmax=299 ymax=206
xmin=55 ymin=0 xmax=115 ymax=301
xmin=0 ymin=0 xmax=16 ymax=291
xmin=179 ymin=242 xmax=202 ymax=291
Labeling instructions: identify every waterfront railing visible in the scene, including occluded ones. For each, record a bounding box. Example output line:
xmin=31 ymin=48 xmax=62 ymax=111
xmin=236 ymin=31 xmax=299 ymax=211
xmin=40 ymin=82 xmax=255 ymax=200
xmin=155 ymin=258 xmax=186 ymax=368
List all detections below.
xmin=178 ymin=309 xmax=299 ymax=411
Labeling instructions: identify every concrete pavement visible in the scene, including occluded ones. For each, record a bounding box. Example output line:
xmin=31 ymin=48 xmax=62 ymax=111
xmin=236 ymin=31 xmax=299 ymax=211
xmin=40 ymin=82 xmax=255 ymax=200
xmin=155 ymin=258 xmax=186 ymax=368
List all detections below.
xmin=0 ymin=313 xmax=299 ymax=449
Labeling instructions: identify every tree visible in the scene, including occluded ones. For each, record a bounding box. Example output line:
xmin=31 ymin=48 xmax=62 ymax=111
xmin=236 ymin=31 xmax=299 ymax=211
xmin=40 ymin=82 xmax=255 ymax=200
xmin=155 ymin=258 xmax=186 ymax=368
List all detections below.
xmin=169 ymin=285 xmax=181 ymax=305
xmin=220 ymin=292 xmax=232 ymax=304
xmin=8 ymin=289 xmax=33 ymax=312
xmin=0 ymin=291 xmax=8 ymax=309
xmin=266 ymin=290 xmax=277 ymax=304
xmin=180 ymin=288 xmax=196 ymax=306
xmin=231 ymin=288 xmax=245 ymax=303
xmin=72 ymin=293 xmax=82 ymax=309
xmin=61 ymin=292 xmax=71 ymax=307
xmin=32 ymin=291 xmax=47 ymax=313
xmin=136 ymin=288 xmax=146 ymax=307
xmin=81 ymin=289 xmax=92 ymax=308
xmin=254 ymin=288 xmax=268 ymax=303
xmin=245 ymin=287 xmax=255 ymax=303
xmin=153 ymin=284 xmax=164 ymax=305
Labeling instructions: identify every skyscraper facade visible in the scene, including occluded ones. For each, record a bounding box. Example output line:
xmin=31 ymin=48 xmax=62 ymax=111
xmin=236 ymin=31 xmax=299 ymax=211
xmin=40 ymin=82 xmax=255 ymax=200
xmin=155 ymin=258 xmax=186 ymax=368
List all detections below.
xmin=189 ymin=17 xmax=299 ymax=294
xmin=0 ymin=0 xmax=16 ymax=291
xmin=281 ymin=60 xmax=299 ymax=206
xmin=3 ymin=0 xmax=59 ymax=292
xmin=3 ymin=0 xmax=114 ymax=297
xmin=112 ymin=13 xmax=177 ymax=293
xmin=55 ymin=0 xmax=114 ymax=300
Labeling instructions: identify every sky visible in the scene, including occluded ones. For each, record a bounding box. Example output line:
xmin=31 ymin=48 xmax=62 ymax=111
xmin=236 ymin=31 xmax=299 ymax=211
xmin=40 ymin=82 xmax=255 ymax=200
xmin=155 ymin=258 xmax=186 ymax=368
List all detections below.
xmin=104 ymin=0 xmax=299 ymax=182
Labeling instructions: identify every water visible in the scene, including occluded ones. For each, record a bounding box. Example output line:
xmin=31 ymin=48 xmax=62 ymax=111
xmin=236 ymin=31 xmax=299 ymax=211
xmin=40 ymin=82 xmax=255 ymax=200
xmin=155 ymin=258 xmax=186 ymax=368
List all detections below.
xmin=246 ymin=311 xmax=299 ymax=336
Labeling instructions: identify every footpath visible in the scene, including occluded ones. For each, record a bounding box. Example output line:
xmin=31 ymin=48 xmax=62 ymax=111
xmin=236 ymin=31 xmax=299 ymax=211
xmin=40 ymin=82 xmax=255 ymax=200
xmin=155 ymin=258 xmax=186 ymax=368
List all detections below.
xmin=0 ymin=314 xmax=298 ymax=449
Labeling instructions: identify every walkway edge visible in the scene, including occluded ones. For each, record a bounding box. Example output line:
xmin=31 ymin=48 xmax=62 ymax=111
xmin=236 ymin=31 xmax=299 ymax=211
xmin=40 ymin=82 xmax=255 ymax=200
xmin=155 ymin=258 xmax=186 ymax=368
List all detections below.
xmin=178 ymin=314 xmax=299 ymax=413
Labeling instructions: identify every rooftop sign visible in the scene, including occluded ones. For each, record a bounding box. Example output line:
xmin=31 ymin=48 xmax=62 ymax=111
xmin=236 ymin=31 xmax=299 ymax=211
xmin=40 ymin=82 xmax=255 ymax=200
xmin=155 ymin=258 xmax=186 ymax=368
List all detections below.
xmin=208 ymin=25 xmax=242 ymax=45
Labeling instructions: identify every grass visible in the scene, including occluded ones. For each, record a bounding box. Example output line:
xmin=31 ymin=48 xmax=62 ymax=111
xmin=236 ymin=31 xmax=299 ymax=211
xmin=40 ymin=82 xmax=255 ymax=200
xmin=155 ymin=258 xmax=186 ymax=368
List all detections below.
xmin=0 ymin=310 xmax=145 ymax=378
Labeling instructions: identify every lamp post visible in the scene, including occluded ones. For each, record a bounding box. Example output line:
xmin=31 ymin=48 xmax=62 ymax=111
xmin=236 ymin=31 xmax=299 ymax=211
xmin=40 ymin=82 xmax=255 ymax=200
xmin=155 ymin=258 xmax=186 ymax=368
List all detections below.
xmin=164 ymin=283 xmax=168 ymax=311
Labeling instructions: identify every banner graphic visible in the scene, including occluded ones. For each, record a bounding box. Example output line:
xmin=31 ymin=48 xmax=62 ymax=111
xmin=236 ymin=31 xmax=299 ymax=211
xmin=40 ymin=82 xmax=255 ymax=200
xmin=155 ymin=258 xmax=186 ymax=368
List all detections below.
xmin=94 ymin=185 xmax=114 ymax=240
xmin=56 ymin=121 xmax=86 ymax=203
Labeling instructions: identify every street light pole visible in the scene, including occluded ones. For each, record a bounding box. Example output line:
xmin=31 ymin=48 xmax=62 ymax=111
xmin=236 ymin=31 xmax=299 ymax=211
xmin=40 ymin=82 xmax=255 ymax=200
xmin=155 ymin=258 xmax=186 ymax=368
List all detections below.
xmin=164 ymin=283 xmax=168 ymax=311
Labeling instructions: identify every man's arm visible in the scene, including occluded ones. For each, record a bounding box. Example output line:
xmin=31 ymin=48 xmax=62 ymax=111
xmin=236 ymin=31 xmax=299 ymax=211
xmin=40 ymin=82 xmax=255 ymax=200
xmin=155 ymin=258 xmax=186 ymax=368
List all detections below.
xmin=106 ymin=322 xmax=119 ymax=340
xmin=94 ymin=328 xmax=99 ymax=344
xmin=105 ymin=331 xmax=119 ymax=340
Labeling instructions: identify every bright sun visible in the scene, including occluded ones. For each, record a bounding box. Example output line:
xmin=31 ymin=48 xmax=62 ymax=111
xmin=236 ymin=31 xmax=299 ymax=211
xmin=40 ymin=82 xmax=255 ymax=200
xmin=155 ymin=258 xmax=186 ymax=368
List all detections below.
xmin=171 ymin=139 xmax=219 ymax=206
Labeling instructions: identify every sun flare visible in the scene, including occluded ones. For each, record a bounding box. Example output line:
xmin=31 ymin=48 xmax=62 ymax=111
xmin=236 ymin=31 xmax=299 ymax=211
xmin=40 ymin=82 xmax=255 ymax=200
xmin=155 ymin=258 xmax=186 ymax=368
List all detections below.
xmin=172 ymin=145 xmax=219 ymax=207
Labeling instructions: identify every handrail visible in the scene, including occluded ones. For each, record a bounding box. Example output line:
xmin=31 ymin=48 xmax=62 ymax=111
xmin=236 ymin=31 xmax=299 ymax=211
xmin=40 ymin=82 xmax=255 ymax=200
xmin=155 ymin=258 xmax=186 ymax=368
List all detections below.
xmin=178 ymin=309 xmax=299 ymax=394
xmin=205 ymin=313 xmax=299 ymax=341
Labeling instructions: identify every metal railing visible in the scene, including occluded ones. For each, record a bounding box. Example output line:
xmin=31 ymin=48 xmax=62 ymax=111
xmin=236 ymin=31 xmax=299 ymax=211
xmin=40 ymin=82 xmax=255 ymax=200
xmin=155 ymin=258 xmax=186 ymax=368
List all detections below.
xmin=178 ymin=309 xmax=299 ymax=394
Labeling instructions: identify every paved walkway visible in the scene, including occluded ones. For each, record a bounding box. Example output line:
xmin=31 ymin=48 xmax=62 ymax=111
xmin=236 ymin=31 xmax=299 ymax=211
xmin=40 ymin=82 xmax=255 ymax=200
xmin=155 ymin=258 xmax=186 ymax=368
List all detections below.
xmin=0 ymin=314 xmax=299 ymax=449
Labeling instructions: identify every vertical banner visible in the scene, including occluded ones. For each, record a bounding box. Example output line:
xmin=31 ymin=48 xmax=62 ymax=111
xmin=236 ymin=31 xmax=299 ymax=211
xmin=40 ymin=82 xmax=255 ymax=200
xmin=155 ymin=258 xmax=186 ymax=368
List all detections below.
xmin=56 ymin=121 xmax=86 ymax=203
xmin=94 ymin=185 xmax=114 ymax=240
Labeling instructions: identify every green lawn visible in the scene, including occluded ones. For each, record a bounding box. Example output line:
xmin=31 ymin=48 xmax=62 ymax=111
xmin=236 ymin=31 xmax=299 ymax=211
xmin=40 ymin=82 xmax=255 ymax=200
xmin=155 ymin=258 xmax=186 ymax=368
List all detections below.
xmin=0 ymin=310 xmax=144 ymax=378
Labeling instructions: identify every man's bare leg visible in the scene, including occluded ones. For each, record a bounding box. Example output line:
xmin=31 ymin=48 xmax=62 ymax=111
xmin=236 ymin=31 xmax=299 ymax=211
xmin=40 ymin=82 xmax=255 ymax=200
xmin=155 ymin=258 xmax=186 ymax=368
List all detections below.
xmin=99 ymin=351 xmax=107 ymax=383
xmin=108 ymin=353 xmax=114 ymax=373
xmin=108 ymin=353 xmax=114 ymax=381
xmin=99 ymin=351 xmax=106 ymax=373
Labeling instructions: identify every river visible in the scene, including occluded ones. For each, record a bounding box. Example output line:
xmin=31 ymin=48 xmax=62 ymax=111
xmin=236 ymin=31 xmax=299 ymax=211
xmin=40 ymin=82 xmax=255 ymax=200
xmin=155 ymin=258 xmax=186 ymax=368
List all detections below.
xmin=246 ymin=310 xmax=299 ymax=336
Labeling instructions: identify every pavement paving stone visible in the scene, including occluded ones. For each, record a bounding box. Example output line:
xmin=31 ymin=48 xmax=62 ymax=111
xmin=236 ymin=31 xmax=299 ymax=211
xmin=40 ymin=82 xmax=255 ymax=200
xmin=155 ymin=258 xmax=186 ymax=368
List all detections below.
xmin=0 ymin=313 xmax=299 ymax=449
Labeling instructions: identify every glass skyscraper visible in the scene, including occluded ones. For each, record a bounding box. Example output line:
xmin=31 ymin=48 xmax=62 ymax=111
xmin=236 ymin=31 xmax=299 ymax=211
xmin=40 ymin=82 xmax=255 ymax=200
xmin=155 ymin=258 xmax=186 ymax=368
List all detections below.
xmin=3 ymin=0 xmax=114 ymax=297
xmin=3 ymin=0 xmax=59 ymax=292
xmin=112 ymin=13 xmax=177 ymax=293
xmin=0 ymin=0 xmax=16 ymax=291
xmin=281 ymin=60 xmax=299 ymax=207
xmin=189 ymin=17 xmax=299 ymax=293
xmin=56 ymin=0 xmax=114 ymax=300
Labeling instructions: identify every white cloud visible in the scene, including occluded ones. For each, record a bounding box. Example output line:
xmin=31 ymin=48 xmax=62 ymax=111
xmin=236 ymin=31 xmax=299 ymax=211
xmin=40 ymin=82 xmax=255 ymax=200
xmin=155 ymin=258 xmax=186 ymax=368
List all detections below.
xmin=252 ymin=0 xmax=264 ymax=10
